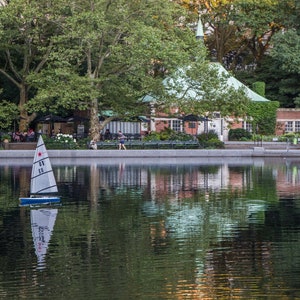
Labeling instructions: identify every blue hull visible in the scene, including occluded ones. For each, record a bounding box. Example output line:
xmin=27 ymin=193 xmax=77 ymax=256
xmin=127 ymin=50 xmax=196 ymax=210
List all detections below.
xmin=19 ymin=196 xmax=61 ymax=206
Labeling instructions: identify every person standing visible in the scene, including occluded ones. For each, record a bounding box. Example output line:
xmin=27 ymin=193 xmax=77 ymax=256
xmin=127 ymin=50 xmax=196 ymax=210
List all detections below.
xmin=118 ymin=131 xmax=126 ymax=150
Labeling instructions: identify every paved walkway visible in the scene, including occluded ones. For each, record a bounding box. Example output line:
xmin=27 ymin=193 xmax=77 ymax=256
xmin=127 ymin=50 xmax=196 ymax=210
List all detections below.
xmin=1 ymin=147 xmax=300 ymax=158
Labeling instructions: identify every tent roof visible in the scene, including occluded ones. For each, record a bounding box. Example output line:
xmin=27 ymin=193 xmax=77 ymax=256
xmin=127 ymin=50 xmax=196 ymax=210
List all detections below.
xmin=214 ymin=63 xmax=269 ymax=102
xmin=143 ymin=62 xmax=270 ymax=103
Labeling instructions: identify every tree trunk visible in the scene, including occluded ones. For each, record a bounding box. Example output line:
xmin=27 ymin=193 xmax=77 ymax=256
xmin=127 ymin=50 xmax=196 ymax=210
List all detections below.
xmin=18 ymin=82 xmax=37 ymax=132
xmin=18 ymin=84 xmax=29 ymax=132
xmin=89 ymin=98 xmax=100 ymax=140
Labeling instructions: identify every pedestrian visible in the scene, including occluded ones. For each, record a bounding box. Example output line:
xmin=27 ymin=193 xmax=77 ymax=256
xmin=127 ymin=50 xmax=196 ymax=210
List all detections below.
xmin=118 ymin=130 xmax=126 ymax=150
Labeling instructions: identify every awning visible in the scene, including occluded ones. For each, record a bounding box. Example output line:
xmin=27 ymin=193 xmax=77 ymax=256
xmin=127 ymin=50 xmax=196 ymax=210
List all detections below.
xmin=139 ymin=116 xmax=150 ymax=122
xmin=36 ymin=114 xmax=67 ymax=123
xmin=66 ymin=116 xmax=88 ymax=123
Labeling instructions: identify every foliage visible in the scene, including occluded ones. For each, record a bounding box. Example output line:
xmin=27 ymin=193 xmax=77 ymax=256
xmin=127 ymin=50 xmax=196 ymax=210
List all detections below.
xmin=197 ymin=130 xmax=219 ymax=141
xmin=0 ymin=0 xmax=70 ymax=131
xmin=252 ymin=82 xmax=265 ymax=97
xmin=178 ymin=0 xmax=283 ymax=68
xmin=236 ymin=56 xmax=300 ymax=108
xmin=77 ymin=137 xmax=90 ymax=150
xmin=271 ymin=30 xmax=300 ymax=74
xmin=144 ymin=128 xmax=193 ymax=141
xmin=44 ymin=134 xmax=78 ymax=149
xmin=0 ymin=0 xmax=255 ymax=140
xmin=143 ymin=131 xmax=161 ymax=141
xmin=228 ymin=128 xmax=252 ymax=141
xmin=0 ymin=133 xmax=11 ymax=142
xmin=0 ymin=100 xmax=18 ymax=131
xmin=197 ymin=130 xmax=224 ymax=148
xmin=163 ymin=62 xmax=251 ymax=119
xmin=270 ymin=30 xmax=300 ymax=107
xmin=25 ymin=0 xmax=206 ymax=140
xmin=247 ymin=101 xmax=279 ymax=135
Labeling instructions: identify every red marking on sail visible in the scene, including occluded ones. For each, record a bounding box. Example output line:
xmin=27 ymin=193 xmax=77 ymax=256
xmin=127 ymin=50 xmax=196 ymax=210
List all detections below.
xmin=38 ymin=152 xmax=43 ymax=157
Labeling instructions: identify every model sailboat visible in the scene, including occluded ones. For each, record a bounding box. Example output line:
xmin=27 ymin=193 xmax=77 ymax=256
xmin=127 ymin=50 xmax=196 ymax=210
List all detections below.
xmin=19 ymin=135 xmax=60 ymax=206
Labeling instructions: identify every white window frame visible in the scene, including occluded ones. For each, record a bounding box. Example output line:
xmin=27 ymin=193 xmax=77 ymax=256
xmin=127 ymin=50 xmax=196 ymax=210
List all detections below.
xmin=168 ymin=119 xmax=182 ymax=132
xmin=285 ymin=121 xmax=293 ymax=132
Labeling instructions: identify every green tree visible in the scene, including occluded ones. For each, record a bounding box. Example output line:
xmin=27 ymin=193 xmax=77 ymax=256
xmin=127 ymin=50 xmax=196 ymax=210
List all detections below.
xmin=26 ymin=0 xmax=210 ymax=139
xmin=0 ymin=0 xmax=69 ymax=131
xmin=27 ymin=0 xmax=251 ymax=139
xmin=270 ymin=30 xmax=300 ymax=107
xmin=198 ymin=0 xmax=240 ymax=64
xmin=0 ymin=100 xmax=18 ymax=131
xmin=163 ymin=61 xmax=251 ymax=119
xmin=233 ymin=0 xmax=283 ymax=64
xmin=175 ymin=0 xmax=284 ymax=69
xmin=0 ymin=0 xmax=252 ymax=138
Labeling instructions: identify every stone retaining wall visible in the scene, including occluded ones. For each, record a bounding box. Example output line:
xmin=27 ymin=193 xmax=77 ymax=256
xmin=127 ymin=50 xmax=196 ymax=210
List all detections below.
xmin=1 ymin=148 xmax=300 ymax=158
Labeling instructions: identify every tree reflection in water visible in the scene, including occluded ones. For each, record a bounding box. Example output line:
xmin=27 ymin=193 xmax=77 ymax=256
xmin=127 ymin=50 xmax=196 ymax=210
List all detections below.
xmin=0 ymin=158 xmax=300 ymax=299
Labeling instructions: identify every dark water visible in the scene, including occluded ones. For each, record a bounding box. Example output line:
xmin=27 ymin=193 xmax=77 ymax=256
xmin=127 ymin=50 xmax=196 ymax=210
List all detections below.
xmin=0 ymin=157 xmax=300 ymax=299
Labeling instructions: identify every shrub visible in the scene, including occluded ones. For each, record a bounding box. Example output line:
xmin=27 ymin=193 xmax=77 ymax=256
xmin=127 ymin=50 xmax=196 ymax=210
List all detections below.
xmin=197 ymin=131 xmax=224 ymax=149
xmin=143 ymin=131 xmax=161 ymax=141
xmin=144 ymin=128 xmax=193 ymax=141
xmin=197 ymin=130 xmax=218 ymax=142
xmin=228 ymin=128 xmax=252 ymax=141
xmin=77 ymin=137 xmax=90 ymax=149
xmin=44 ymin=134 xmax=78 ymax=149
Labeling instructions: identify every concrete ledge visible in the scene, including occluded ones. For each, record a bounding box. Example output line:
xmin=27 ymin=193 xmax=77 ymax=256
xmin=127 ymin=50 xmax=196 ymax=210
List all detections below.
xmin=1 ymin=148 xmax=300 ymax=158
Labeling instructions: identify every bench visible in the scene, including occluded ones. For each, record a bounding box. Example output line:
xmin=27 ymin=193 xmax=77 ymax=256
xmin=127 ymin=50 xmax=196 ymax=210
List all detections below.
xmin=5 ymin=142 xmax=37 ymax=150
xmin=91 ymin=140 xmax=200 ymax=149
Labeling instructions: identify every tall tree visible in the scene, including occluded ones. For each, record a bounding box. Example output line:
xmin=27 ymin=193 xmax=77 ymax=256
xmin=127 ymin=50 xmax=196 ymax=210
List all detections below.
xmin=26 ymin=0 xmax=212 ymax=139
xmin=233 ymin=0 xmax=283 ymax=66
xmin=0 ymin=0 xmax=251 ymax=137
xmin=175 ymin=0 xmax=284 ymax=69
xmin=0 ymin=0 xmax=69 ymax=131
xmin=270 ymin=0 xmax=300 ymax=107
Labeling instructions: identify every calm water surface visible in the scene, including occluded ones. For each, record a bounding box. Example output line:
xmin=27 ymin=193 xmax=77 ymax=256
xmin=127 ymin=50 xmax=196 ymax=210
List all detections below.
xmin=0 ymin=157 xmax=300 ymax=299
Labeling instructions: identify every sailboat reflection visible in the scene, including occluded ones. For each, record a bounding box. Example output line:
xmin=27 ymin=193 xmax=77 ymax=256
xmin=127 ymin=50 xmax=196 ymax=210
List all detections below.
xmin=30 ymin=208 xmax=58 ymax=270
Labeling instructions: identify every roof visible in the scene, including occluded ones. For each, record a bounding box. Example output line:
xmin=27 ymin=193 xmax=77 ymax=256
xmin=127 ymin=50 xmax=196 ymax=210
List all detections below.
xmin=214 ymin=63 xmax=269 ymax=102
xmin=144 ymin=62 xmax=270 ymax=103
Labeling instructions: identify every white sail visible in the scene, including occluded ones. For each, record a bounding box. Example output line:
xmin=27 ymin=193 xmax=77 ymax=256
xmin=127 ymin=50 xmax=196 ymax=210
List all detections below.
xmin=30 ymin=135 xmax=58 ymax=195
xmin=31 ymin=208 xmax=58 ymax=268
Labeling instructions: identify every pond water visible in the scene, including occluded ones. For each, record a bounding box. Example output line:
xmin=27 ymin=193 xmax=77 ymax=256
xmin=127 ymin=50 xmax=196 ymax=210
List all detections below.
xmin=0 ymin=157 xmax=300 ymax=299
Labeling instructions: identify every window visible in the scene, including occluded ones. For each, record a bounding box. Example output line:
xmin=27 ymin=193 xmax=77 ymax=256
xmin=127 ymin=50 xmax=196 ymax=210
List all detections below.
xmin=168 ymin=120 xmax=181 ymax=132
xmin=295 ymin=121 xmax=300 ymax=132
xmin=242 ymin=121 xmax=252 ymax=133
xmin=285 ymin=121 xmax=293 ymax=132
xmin=188 ymin=122 xmax=196 ymax=129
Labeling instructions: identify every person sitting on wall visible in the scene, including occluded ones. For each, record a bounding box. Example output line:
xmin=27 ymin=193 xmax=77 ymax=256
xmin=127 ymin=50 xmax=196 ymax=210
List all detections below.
xmin=51 ymin=129 xmax=56 ymax=138
xmin=89 ymin=137 xmax=97 ymax=150
xmin=27 ymin=128 xmax=35 ymax=142
xmin=104 ymin=129 xmax=111 ymax=140
xmin=12 ymin=131 xmax=21 ymax=142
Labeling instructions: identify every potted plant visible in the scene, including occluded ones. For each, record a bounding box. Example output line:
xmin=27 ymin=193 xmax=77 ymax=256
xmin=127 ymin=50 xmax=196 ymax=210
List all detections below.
xmin=1 ymin=133 xmax=11 ymax=143
xmin=1 ymin=133 xmax=11 ymax=150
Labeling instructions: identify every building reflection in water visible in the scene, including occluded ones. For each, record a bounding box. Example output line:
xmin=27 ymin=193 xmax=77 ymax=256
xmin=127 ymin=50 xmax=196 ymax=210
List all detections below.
xmin=15 ymin=159 xmax=300 ymax=204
